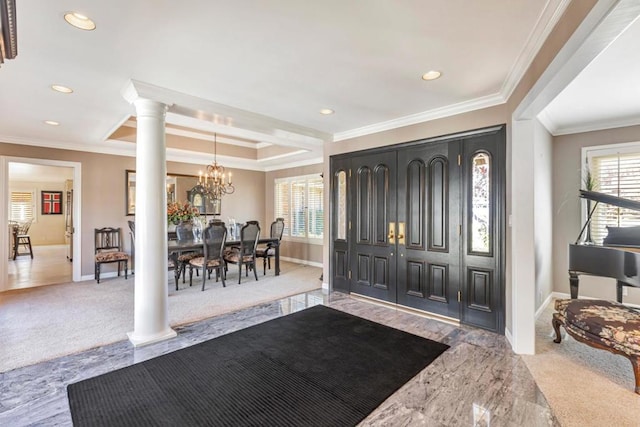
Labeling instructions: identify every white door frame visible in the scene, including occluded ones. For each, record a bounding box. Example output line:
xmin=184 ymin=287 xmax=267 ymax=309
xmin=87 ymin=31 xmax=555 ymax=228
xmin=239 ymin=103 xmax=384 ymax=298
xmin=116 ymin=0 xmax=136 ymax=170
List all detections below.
xmin=509 ymin=0 xmax=639 ymax=353
xmin=1 ymin=156 xmax=82 ymax=290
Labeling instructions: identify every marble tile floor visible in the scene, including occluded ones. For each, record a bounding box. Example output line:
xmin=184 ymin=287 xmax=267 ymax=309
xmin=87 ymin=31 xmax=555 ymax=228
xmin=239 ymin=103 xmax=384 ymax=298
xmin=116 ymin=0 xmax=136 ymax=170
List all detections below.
xmin=0 ymin=291 xmax=557 ymax=426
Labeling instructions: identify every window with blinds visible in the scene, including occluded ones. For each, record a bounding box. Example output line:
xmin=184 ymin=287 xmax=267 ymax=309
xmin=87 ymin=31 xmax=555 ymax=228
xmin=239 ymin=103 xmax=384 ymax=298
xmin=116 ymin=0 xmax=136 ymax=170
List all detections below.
xmin=10 ymin=191 xmax=35 ymax=222
xmin=589 ymin=151 xmax=640 ymax=244
xmin=274 ymin=175 xmax=323 ymax=241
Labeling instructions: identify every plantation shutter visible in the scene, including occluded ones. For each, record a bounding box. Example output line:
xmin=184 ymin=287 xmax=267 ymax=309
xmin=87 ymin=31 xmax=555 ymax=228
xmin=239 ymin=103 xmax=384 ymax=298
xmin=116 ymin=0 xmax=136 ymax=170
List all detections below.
xmin=290 ymin=180 xmax=306 ymax=237
xmin=274 ymin=175 xmax=324 ymax=240
xmin=307 ymin=177 xmax=323 ymax=238
xmin=590 ymin=152 xmax=640 ymax=243
xmin=274 ymin=180 xmax=291 ymax=236
xmin=10 ymin=191 xmax=35 ymax=222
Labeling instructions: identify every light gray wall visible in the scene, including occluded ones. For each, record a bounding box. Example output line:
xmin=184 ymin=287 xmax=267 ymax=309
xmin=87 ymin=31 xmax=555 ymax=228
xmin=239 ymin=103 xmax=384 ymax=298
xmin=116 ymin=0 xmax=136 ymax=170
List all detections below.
xmin=534 ymin=120 xmax=553 ymax=310
xmin=552 ymin=124 xmax=640 ymax=304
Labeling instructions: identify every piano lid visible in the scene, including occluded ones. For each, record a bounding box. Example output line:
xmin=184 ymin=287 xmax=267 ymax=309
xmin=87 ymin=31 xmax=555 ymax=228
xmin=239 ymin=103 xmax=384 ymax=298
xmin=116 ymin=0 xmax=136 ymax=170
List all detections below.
xmin=580 ymin=190 xmax=640 ymax=212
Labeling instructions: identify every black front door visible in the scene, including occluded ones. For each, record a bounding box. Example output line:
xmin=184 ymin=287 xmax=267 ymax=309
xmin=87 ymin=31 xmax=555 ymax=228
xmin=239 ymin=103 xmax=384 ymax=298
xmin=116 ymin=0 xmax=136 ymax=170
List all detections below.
xmin=396 ymin=139 xmax=461 ymax=320
xmin=348 ymin=151 xmax=397 ymax=302
xmin=330 ymin=126 xmax=505 ymax=332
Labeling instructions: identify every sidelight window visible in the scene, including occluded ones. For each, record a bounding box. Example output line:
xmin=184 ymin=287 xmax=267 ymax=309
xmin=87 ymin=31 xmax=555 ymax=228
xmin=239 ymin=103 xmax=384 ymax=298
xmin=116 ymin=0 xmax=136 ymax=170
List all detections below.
xmin=336 ymin=170 xmax=347 ymax=240
xmin=470 ymin=153 xmax=491 ymax=253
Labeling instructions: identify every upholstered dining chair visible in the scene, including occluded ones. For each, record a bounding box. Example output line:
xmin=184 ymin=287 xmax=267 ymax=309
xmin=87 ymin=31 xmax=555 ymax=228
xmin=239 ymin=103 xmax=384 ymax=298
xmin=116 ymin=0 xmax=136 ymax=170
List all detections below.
xmin=188 ymin=221 xmax=227 ymax=291
xmin=94 ymin=227 xmax=129 ymax=283
xmin=223 ymin=220 xmax=260 ymax=284
xmin=255 ymin=218 xmax=284 ymax=275
xmin=175 ymin=221 xmax=202 ymax=285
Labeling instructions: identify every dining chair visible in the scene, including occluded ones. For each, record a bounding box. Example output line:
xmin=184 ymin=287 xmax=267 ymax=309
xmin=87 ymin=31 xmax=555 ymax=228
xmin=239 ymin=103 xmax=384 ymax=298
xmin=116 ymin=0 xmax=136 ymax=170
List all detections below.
xmin=188 ymin=221 xmax=227 ymax=291
xmin=94 ymin=227 xmax=129 ymax=283
xmin=175 ymin=221 xmax=202 ymax=285
xmin=12 ymin=218 xmax=34 ymax=260
xmin=255 ymin=218 xmax=284 ymax=275
xmin=223 ymin=220 xmax=260 ymax=284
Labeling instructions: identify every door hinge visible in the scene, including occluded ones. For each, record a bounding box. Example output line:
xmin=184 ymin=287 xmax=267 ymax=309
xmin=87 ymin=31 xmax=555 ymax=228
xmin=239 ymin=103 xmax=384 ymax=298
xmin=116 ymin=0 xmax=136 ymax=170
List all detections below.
xmin=458 ymin=224 xmax=462 ymax=236
xmin=457 ymin=291 xmax=461 ymax=302
xmin=349 ymin=220 xmax=352 ymax=230
xmin=457 ymin=154 xmax=461 ymax=166
xmin=348 ymin=270 xmax=352 ymax=279
xmin=349 ymin=169 xmax=352 ymax=177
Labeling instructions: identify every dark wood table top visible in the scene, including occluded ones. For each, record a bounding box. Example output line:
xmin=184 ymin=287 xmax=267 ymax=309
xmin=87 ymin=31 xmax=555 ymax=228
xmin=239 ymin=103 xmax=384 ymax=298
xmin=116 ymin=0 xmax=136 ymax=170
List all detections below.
xmin=168 ymin=237 xmax=279 ymax=252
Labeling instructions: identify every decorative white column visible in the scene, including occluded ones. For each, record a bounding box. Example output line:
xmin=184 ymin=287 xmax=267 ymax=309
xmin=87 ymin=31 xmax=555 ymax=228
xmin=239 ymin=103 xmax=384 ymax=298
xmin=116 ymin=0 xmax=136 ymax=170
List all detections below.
xmin=126 ymin=97 xmax=177 ymax=346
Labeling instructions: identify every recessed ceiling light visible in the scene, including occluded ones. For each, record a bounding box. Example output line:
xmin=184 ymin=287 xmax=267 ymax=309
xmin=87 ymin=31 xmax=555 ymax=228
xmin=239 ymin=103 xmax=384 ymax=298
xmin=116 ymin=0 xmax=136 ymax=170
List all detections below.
xmin=421 ymin=70 xmax=442 ymax=81
xmin=64 ymin=12 xmax=96 ymax=31
xmin=44 ymin=120 xmax=60 ymax=126
xmin=51 ymin=84 xmax=73 ymax=94
xmin=319 ymin=109 xmax=335 ymax=115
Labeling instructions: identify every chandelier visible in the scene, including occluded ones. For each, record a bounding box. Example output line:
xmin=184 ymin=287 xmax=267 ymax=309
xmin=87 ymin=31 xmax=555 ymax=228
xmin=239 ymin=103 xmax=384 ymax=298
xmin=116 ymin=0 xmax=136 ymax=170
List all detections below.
xmin=193 ymin=133 xmax=235 ymax=200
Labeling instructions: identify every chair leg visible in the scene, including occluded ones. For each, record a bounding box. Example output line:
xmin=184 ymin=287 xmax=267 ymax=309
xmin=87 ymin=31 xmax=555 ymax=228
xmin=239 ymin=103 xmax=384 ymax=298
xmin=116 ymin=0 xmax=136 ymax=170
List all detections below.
xmin=220 ymin=266 xmax=226 ymax=287
xmin=238 ymin=262 xmax=242 ymax=284
xmin=96 ymin=263 xmax=100 ymax=284
xmin=201 ymin=266 xmax=207 ymax=291
xmin=263 ymin=257 xmax=267 ymax=275
xmin=253 ymin=259 xmax=258 ymax=281
xmin=26 ymin=237 xmax=33 ymax=259
xmin=124 ymin=260 xmax=128 ymax=280
xmin=188 ymin=265 xmax=194 ymax=287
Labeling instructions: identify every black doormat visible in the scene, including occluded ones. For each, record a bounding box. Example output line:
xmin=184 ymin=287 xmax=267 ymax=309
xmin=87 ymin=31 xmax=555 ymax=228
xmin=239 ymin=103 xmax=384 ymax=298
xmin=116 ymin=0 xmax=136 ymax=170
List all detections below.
xmin=67 ymin=305 xmax=449 ymax=427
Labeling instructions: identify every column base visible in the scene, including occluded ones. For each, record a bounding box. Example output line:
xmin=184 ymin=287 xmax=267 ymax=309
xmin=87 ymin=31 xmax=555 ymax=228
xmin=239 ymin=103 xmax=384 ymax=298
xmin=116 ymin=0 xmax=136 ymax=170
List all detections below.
xmin=127 ymin=328 xmax=177 ymax=347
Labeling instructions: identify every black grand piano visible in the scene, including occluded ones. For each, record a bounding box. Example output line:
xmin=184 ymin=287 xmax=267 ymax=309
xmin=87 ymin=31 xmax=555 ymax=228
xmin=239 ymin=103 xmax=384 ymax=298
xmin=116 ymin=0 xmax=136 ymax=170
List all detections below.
xmin=569 ymin=190 xmax=640 ymax=302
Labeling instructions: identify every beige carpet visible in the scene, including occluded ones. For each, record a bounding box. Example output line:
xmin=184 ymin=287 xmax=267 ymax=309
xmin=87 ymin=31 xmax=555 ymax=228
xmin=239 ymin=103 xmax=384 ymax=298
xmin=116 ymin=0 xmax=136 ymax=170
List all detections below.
xmin=523 ymin=300 xmax=640 ymax=427
xmin=0 ymin=261 xmax=322 ymax=373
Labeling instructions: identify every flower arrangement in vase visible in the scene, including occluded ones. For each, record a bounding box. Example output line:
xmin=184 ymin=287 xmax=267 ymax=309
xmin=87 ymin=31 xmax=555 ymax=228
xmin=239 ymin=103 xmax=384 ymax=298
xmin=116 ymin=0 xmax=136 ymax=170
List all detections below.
xmin=167 ymin=201 xmax=200 ymax=225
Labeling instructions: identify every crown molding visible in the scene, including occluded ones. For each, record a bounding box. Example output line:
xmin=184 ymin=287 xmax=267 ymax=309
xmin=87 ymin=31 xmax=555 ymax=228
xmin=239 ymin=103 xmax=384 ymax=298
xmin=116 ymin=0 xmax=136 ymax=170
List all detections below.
xmin=549 ymin=116 xmax=640 ymax=136
xmin=0 ymin=134 xmax=320 ymax=173
xmin=500 ymin=0 xmax=572 ymax=100
xmin=333 ymin=93 xmax=505 ymax=142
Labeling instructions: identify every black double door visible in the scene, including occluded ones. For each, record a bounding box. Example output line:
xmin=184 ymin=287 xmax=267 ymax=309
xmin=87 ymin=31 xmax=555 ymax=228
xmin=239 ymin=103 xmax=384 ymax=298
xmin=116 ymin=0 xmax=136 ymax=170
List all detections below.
xmin=331 ymin=126 xmax=505 ymax=332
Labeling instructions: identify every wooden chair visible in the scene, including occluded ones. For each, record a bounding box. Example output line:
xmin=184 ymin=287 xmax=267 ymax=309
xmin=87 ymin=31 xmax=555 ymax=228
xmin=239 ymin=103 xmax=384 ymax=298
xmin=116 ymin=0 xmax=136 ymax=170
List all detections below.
xmin=256 ymin=218 xmax=284 ymax=275
xmin=94 ymin=227 xmax=129 ymax=283
xmin=12 ymin=218 xmax=34 ymax=260
xmin=224 ymin=221 xmax=260 ymax=284
xmin=188 ymin=221 xmax=227 ymax=291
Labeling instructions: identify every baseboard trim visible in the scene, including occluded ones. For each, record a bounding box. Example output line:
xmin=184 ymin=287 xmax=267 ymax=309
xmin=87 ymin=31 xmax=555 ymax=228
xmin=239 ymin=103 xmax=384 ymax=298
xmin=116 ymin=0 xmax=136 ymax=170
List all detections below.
xmin=535 ymin=292 xmax=555 ymax=320
xmin=504 ymin=327 xmax=514 ymax=347
xmin=280 ymin=256 xmax=322 ymax=268
xmin=349 ymin=292 xmax=460 ymax=327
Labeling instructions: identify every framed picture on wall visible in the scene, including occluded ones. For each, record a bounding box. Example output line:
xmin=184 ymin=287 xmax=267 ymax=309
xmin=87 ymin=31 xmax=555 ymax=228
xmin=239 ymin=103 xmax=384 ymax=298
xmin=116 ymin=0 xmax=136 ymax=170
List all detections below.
xmin=42 ymin=191 xmax=63 ymax=215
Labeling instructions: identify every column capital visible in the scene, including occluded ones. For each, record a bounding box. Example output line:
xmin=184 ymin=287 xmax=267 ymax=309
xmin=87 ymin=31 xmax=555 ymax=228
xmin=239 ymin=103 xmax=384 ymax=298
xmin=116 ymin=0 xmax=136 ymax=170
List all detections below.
xmin=121 ymin=79 xmax=174 ymax=108
xmin=133 ymin=98 xmax=168 ymax=120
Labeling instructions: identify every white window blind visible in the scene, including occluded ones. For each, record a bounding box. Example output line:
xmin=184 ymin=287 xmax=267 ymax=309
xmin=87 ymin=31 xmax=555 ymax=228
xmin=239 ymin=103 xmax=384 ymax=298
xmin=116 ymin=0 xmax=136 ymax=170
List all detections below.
xmin=590 ymin=152 xmax=640 ymax=243
xmin=274 ymin=175 xmax=323 ymax=240
xmin=10 ymin=191 xmax=35 ymax=222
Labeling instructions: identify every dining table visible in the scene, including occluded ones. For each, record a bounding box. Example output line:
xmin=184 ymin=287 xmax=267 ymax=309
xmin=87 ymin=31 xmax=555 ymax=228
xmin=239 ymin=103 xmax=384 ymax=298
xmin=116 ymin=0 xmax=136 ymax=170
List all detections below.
xmin=168 ymin=237 xmax=281 ymax=276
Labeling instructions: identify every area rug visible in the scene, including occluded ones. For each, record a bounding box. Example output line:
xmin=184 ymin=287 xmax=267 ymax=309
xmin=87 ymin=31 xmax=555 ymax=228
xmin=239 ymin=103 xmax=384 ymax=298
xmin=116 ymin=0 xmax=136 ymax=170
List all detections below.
xmin=67 ymin=305 xmax=449 ymax=426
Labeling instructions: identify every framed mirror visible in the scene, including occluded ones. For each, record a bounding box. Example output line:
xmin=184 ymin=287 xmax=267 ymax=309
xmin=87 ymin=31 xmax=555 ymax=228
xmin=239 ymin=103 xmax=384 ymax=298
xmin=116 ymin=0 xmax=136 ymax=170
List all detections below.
xmin=126 ymin=170 xmax=215 ymax=216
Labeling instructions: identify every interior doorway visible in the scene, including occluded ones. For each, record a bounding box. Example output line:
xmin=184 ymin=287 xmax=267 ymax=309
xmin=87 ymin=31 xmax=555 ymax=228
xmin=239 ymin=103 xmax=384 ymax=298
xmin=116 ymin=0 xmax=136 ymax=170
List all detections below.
xmin=1 ymin=157 xmax=82 ymax=291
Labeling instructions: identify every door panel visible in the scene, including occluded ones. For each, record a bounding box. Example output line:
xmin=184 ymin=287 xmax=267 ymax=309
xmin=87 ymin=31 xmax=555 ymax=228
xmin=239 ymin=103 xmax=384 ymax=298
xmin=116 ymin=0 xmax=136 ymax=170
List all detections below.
xmin=349 ymin=151 xmax=397 ymax=302
xmin=331 ymin=158 xmax=350 ymax=292
xmin=460 ymin=128 xmax=505 ymax=332
xmin=396 ymin=141 xmax=461 ymax=318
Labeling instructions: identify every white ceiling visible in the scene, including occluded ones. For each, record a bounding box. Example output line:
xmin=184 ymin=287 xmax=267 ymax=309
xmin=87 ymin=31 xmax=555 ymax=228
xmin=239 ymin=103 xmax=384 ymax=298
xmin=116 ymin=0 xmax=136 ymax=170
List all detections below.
xmin=1 ymin=1 xmax=636 ymax=170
